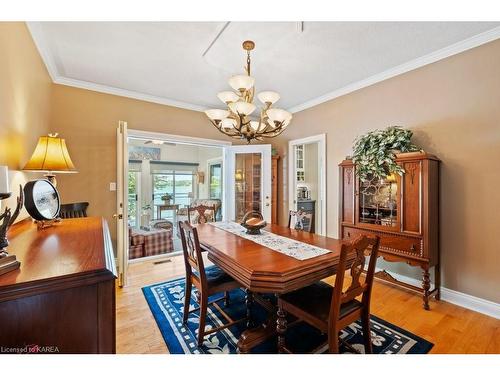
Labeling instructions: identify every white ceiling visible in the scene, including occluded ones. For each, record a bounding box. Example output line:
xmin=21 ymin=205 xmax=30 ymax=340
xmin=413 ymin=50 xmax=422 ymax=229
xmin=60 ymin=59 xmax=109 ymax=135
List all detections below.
xmin=28 ymin=22 xmax=500 ymax=113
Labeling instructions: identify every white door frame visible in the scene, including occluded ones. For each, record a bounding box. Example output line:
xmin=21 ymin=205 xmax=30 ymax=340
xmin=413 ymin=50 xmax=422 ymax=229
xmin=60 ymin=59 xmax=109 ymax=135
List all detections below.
xmin=117 ymin=128 xmax=231 ymax=282
xmin=288 ymin=134 xmax=327 ymax=236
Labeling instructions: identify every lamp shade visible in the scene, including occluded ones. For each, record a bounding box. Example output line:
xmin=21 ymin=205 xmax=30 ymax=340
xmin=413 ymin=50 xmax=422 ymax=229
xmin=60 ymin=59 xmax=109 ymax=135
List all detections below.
xmin=205 ymin=109 xmax=229 ymax=121
xmin=257 ymin=91 xmax=280 ymax=105
xmin=228 ymin=75 xmax=255 ymax=91
xmin=229 ymin=101 xmax=256 ymax=116
xmin=23 ymin=134 xmax=77 ymax=173
xmin=217 ymin=91 xmax=239 ymax=104
xmin=266 ymin=108 xmax=292 ymax=124
xmin=220 ymin=118 xmax=237 ymax=129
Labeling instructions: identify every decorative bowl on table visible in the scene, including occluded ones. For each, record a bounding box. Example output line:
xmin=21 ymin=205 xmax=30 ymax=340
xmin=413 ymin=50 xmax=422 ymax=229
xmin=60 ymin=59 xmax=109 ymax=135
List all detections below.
xmin=240 ymin=211 xmax=267 ymax=235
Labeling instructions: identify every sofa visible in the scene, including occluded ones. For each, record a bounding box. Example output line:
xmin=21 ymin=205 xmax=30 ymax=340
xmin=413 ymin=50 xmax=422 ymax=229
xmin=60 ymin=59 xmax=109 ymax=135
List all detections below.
xmin=129 ymin=225 xmax=174 ymax=259
xmin=176 ymin=198 xmax=222 ymax=224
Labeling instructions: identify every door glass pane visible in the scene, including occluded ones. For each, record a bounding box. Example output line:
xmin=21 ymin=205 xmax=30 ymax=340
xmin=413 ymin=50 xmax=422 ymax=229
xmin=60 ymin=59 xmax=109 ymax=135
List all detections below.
xmin=235 ymin=153 xmax=261 ymax=222
xmin=359 ymin=174 xmax=398 ymax=227
xmin=209 ymin=163 xmax=222 ymax=199
xmin=128 ymin=171 xmax=138 ymax=227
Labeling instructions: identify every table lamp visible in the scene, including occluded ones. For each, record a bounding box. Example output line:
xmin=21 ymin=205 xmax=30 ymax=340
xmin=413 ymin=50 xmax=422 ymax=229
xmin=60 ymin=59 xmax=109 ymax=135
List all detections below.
xmin=23 ymin=133 xmax=77 ymax=187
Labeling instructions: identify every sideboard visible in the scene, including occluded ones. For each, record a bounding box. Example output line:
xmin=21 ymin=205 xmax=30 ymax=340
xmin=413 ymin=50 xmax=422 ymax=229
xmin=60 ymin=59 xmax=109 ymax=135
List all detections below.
xmin=0 ymin=217 xmax=116 ymax=353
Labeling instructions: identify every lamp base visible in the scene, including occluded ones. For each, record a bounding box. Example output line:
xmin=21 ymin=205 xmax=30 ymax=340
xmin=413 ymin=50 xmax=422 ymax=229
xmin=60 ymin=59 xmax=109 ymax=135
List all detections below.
xmin=44 ymin=174 xmax=57 ymax=187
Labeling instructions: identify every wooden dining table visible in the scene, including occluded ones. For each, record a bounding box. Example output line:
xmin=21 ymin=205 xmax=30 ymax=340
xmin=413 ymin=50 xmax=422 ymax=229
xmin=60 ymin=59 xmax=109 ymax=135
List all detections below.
xmin=195 ymin=222 xmax=351 ymax=353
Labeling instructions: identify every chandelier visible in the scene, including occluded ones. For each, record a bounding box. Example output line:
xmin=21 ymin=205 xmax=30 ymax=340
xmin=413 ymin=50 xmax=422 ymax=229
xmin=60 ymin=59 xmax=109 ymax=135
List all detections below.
xmin=205 ymin=40 xmax=292 ymax=143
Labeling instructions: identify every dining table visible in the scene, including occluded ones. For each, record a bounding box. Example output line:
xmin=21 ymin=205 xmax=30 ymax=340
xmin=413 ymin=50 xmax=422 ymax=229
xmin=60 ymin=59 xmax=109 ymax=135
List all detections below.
xmin=196 ymin=222 xmax=352 ymax=353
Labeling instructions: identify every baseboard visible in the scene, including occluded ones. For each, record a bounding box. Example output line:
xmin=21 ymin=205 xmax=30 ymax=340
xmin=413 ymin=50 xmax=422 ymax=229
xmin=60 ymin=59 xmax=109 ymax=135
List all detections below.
xmin=372 ymin=267 xmax=500 ymax=320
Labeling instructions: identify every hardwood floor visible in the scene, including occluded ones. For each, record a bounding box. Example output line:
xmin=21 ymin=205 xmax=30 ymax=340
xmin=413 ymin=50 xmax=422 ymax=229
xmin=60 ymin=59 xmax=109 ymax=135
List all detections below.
xmin=116 ymin=254 xmax=500 ymax=354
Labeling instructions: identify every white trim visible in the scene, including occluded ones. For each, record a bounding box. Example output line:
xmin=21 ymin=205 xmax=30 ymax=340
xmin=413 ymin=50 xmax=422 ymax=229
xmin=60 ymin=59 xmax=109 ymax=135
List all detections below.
xmin=26 ymin=22 xmax=59 ymax=81
xmin=127 ymin=129 xmax=232 ymax=148
xmin=288 ymin=26 xmax=500 ymax=113
xmin=288 ymin=134 xmax=327 ymax=236
xmin=372 ymin=267 xmax=500 ymax=320
xmin=54 ymin=76 xmax=206 ymax=112
xmin=28 ymin=22 xmax=500 ymax=115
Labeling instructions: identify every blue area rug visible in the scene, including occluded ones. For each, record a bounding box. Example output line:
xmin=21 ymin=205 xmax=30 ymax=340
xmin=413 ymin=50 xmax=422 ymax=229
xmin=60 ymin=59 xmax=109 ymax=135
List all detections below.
xmin=142 ymin=274 xmax=433 ymax=354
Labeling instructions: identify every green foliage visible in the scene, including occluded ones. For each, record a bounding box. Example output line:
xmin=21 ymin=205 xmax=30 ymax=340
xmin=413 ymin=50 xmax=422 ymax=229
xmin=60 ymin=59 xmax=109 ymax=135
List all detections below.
xmin=352 ymin=126 xmax=421 ymax=181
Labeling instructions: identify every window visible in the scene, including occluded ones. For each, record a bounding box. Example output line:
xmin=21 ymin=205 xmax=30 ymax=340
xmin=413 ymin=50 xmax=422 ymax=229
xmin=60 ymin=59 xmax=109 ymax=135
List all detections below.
xmin=152 ymin=171 xmax=195 ymax=220
xmin=209 ymin=162 xmax=222 ymax=199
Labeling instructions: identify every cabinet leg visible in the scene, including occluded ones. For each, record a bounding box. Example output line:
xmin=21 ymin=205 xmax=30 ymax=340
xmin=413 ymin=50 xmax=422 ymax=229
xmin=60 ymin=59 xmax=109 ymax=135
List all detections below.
xmin=434 ymin=264 xmax=441 ymax=301
xmin=245 ymin=289 xmax=254 ymax=328
xmin=276 ymin=304 xmax=287 ymax=354
xmin=422 ymin=267 xmax=431 ymax=310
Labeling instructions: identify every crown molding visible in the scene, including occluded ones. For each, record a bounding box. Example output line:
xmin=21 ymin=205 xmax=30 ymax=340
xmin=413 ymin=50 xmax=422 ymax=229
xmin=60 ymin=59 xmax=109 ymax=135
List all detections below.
xmin=27 ymin=22 xmax=500 ymax=115
xmin=53 ymin=76 xmax=207 ymax=112
xmin=288 ymin=26 xmax=500 ymax=113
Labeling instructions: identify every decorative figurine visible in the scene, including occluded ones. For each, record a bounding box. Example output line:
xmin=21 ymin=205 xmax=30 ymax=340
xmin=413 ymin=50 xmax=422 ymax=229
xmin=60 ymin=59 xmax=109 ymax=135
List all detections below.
xmin=0 ymin=185 xmax=23 ymax=275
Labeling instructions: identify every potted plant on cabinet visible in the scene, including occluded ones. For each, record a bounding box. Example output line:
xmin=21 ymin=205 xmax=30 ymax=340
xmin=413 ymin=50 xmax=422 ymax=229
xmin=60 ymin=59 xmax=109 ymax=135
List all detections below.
xmin=352 ymin=126 xmax=422 ymax=181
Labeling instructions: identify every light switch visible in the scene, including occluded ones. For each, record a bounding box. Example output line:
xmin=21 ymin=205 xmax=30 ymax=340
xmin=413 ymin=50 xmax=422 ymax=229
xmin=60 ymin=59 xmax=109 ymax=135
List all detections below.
xmin=109 ymin=182 xmax=117 ymax=191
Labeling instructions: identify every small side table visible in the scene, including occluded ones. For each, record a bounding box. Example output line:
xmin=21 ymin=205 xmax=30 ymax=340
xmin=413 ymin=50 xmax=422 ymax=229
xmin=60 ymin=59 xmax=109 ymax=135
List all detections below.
xmin=157 ymin=204 xmax=179 ymax=222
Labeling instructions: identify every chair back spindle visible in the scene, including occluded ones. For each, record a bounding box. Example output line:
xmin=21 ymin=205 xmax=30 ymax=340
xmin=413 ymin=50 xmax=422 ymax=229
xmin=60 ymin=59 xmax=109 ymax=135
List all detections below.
xmin=178 ymin=221 xmax=207 ymax=290
xmin=329 ymin=235 xmax=380 ymax=326
xmin=188 ymin=204 xmax=216 ymax=224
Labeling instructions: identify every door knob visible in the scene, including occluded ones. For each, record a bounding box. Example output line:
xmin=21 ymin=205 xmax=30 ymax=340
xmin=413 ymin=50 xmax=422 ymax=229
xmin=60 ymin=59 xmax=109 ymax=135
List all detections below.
xmin=265 ymin=203 xmax=270 ymax=207
xmin=113 ymin=213 xmax=123 ymax=220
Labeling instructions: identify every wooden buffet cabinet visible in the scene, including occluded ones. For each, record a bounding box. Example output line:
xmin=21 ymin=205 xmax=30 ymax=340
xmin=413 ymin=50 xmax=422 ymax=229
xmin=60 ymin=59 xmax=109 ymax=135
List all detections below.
xmin=339 ymin=152 xmax=440 ymax=310
xmin=0 ymin=217 xmax=116 ymax=353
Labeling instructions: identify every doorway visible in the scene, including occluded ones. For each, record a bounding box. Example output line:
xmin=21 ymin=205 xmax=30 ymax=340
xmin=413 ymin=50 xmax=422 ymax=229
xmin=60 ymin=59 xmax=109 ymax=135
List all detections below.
xmin=116 ymin=124 xmax=273 ymax=287
xmin=288 ymin=134 xmax=326 ymax=235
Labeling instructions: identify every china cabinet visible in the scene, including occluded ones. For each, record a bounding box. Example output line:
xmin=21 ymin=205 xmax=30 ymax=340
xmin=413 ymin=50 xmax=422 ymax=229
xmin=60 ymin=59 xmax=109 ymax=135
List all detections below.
xmin=339 ymin=152 xmax=440 ymax=310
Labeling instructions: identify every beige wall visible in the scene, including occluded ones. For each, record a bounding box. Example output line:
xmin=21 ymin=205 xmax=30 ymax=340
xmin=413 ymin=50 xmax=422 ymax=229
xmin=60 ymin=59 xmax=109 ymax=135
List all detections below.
xmin=49 ymin=84 xmax=237 ymax=242
xmin=0 ymin=22 xmax=52 ymax=219
xmin=271 ymin=39 xmax=500 ymax=303
xmin=2 ymin=22 xmax=498 ymax=303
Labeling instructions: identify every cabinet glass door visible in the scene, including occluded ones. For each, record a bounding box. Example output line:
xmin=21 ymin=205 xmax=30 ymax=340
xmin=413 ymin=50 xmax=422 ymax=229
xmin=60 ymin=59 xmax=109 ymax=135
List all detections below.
xmin=358 ymin=173 xmax=398 ymax=228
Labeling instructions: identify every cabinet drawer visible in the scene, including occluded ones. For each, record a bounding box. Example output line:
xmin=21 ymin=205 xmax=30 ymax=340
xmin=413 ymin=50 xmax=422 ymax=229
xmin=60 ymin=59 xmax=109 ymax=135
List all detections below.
xmin=342 ymin=227 xmax=424 ymax=258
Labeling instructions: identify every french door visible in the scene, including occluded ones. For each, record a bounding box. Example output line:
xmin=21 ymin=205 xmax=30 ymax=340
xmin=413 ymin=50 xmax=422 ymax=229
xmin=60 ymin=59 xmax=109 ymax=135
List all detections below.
xmin=116 ymin=121 xmax=129 ymax=287
xmin=224 ymin=144 xmax=272 ymax=223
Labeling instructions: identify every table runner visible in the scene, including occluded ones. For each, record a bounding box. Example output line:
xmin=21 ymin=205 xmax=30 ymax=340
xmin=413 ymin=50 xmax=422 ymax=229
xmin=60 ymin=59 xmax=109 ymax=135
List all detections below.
xmin=208 ymin=221 xmax=330 ymax=260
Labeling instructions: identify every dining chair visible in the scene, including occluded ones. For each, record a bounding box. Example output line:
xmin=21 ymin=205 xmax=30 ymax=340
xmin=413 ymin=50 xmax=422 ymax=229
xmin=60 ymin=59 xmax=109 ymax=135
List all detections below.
xmin=287 ymin=209 xmax=314 ymax=233
xmin=188 ymin=204 xmax=217 ymax=224
xmin=277 ymin=234 xmax=381 ymax=353
xmin=178 ymin=220 xmax=246 ymax=346
xmin=59 ymin=202 xmax=89 ymax=219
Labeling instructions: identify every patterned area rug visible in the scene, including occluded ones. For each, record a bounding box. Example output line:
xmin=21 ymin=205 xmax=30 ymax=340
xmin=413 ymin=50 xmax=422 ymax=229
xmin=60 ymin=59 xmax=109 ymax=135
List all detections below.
xmin=142 ymin=275 xmax=433 ymax=354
